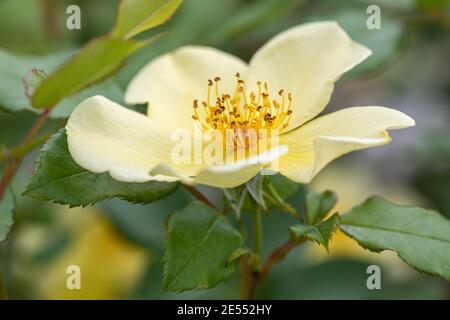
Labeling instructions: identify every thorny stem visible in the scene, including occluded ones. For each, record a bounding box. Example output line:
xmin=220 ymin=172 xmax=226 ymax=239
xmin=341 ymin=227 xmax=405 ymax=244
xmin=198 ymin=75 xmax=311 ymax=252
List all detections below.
xmin=0 ymin=109 xmax=51 ymax=201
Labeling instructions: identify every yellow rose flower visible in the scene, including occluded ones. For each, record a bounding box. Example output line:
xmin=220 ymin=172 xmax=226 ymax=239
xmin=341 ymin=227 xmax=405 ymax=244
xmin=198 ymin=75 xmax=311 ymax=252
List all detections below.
xmin=66 ymin=21 xmax=414 ymax=188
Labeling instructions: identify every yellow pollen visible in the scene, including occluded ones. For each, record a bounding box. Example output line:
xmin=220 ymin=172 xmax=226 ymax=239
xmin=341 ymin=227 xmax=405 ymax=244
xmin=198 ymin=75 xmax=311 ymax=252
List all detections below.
xmin=192 ymin=73 xmax=293 ymax=149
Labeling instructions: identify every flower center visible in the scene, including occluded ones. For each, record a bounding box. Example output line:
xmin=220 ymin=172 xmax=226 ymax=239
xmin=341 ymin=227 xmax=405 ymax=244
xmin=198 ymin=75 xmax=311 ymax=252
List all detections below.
xmin=192 ymin=73 xmax=292 ymax=149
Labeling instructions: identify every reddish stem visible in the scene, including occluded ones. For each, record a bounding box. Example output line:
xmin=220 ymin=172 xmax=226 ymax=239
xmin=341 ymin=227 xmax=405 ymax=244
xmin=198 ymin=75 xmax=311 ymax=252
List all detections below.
xmin=184 ymin=185 xmax=217 ymax=209
xmin=244 ymin=239 xmax=303 ymax=299
xmin=0 ymin=109 xmax=51 ymax=201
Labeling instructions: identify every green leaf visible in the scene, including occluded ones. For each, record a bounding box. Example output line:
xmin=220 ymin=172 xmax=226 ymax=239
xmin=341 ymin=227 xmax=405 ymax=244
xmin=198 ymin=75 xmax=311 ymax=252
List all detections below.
xmin=0 ymin=48 xmax=123 ymax=118
xmin=163 ymin=201 xmax=243 ymax=291
xmin=232 ymin=174 xmax=299 ymax=215
xmin=0 ymin=170 xmax=15 ymax=242
xmin=340 ymin=196 xmax=450 ymax=280
xmin=24 ymin=129 xmax=178 ymax=207
xmin=306 ymin=190 xmax=337 ymax=225
xmin=0 ymin=49 xmax=70 ymax=113
xmin=112 ymin=0 xmax=183 ymax=39
xmin=266 ymin=173 xmax=298 ymax=201
xmin=223 ymin=187 xmax=247 ymax=219
xmin=31 ymin=37 xmax=149 ymax=109
xmin=290 ymin=213 xmax=341 ymax=251
xmin=246 ymin=174 xmax=267 ymax=210
xmin=263 ymin=175 xmax=299 ymax=216
xmin=0 ymin=192 xmax=14 ymax=242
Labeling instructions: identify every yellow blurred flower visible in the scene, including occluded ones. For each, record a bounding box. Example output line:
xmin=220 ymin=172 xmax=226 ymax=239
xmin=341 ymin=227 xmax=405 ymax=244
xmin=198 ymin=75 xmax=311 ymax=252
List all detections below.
xmin=66 ymin=21 xmax=413 ymax=188
xmin=39 ymin=207 xmax=148 ymax=300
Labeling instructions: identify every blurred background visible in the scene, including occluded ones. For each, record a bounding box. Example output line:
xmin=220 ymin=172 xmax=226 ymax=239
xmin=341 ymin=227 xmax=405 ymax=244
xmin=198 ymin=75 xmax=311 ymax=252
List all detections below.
xmin=0 ymin=0 xmax=449 ymax=299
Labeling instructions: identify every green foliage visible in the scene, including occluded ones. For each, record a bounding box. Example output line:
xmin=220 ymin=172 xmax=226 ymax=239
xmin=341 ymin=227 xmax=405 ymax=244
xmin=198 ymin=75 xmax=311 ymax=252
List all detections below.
xmin=306 ymin=190 xmax=337 ymax=225
xmin=163 ymin=201 xmax=243 ymax=291
xmin=0 ymin=49 xmax=122 ymax=118
xmin=1 ymin=1 xmax=183 ymax=113
xmin=24 ymin=129 xmax=178 ymax=207
xmin=263 ymin=174 xmax=299 ymax=216
xmin=0 ymin=48 xmax=71 ymax=108
xmin=223 ymin=187 xmax=248 ymax=219
xmin=225 ymin=174 xmax=299 ymax=217
xmin=290 ymin=213 xmax=341 ymax=251
xmin=0 ymin=191 xmax=14 ymax=242
xmin=246 ymin=174 xmax=267 ymax=210
xmin=267 ymin=174 xmax=299 ymax=201
xmin=340 ymin=196 xmax=450 ymax=280
xmin=112 ymin=0 xmax=183 ymax=39
xmin=31 ymin=0 xmax=183 ymax=109
xmin=31 ymin=37 xmax=148 ymax=109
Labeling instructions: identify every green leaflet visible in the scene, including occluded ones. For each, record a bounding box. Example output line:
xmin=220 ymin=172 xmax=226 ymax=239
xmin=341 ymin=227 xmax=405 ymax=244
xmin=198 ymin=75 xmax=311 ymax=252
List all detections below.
xmin=290 ymin=213 xmax=341 ymax=251
xmin=163 ymin=201 xmax=243 ymax=291
xmin=112 ymin=0 xmax=183 ymax=39
xmin=0 ymin=49 xmax=122 ymax=118
xmin=24 ymin=129 xmax=178 ymax=207
xmin=0 ymin=190 xmax=14 ymax=242
xmin=340 ymin=196 xmax=450 ymax=280
xmin=246 ymin=174 xmax=267 ymax=210
xmin=306 ymin=190 xmax=337 ymax=225
xmin=31 ymin=37 xmax=148 ymax=109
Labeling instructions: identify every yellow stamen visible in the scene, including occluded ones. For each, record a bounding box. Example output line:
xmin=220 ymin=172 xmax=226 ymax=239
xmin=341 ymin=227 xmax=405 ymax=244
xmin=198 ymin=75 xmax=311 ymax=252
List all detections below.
xmin=192 ymin=74 xmax=293 ymax=149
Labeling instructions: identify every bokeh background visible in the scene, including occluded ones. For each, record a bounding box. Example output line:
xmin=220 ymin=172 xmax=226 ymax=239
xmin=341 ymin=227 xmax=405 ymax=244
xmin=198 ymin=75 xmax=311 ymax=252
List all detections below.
xmin=0 ymin=0 xmax=449 ymax=299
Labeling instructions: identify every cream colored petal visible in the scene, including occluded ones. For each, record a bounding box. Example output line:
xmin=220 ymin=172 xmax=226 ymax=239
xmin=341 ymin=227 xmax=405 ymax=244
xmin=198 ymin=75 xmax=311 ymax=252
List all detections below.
xmin=66 ymin=95 xmax=181 ymax=183
xmin=247 ymin=21 xmax=371 ymax=131
xmin=194 ymin=145 xmax=287 ymax=188
xmin=275 ymin=107 xmax=415 ymax=183
xmin=150 ymin=145 xmax=288 ymax=188
xmin=125 ymin=46 xmax=248 ymax=133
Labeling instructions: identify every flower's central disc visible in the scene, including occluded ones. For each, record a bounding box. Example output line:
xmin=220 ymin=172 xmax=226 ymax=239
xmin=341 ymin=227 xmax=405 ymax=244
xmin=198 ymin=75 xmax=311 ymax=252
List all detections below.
xmin=192 ymin=73 xmax=293 ymax=149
